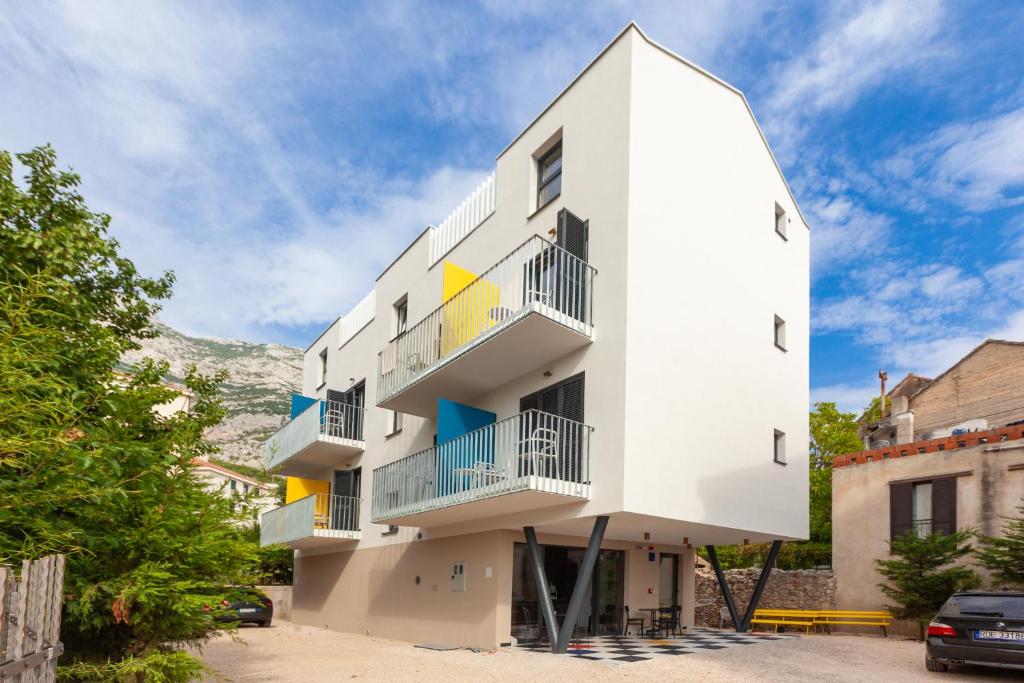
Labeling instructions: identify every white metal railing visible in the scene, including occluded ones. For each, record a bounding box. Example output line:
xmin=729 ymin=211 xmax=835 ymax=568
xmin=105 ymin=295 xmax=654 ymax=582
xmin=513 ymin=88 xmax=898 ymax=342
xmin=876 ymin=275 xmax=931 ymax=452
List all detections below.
xmin=429 ymin=172 xmax=496 ymax=266
xmin=377 ymin=235 xmax=595 ymax=404
xmin=264 ymin=399 xmax=366 ymax=470
xmin=338 ymin=289 xmax=376 ymax=348
xmin=371 ymin=410 xmax=592 ymax=521
xmin=260 ymin=493 xmax=361 ymax=546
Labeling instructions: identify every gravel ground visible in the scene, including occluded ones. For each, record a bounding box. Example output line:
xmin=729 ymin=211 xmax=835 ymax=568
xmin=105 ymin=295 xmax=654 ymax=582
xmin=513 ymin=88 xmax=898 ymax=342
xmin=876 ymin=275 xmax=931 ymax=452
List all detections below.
xmin=197 ymin=621 xmax=1018 ymax=682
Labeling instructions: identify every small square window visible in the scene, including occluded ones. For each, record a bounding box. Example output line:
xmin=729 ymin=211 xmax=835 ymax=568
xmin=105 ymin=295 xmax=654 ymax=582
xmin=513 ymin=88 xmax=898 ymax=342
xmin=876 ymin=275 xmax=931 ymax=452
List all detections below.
xmin=775 ymin=203 xmax=787 ymax=240
xmin=388 ymin=410 xmax=403 ymax=436
xmin=774 ymin=315 xmax=787 ymax=351
xmin=318 ymin=348 xmax=328 ymax=387
xmin=382 ymin=525 xmax=399 ymax=536
xmin=774 ymin=429 xmax=786 ymax=465
xmin=537 ymin=142 xmax=562 ymax=210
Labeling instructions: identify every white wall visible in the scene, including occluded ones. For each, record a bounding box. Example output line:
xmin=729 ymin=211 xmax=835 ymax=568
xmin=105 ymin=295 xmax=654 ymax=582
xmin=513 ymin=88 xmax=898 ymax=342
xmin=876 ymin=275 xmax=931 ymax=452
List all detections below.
xmin=621 ymin=35 xmax=809 ymax=541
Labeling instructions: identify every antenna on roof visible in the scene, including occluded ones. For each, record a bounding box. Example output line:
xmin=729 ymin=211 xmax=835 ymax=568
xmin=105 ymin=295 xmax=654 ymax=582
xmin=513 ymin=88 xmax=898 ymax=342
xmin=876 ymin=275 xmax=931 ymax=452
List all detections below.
xmin=878 ymin=370 xmax=888 ymax=417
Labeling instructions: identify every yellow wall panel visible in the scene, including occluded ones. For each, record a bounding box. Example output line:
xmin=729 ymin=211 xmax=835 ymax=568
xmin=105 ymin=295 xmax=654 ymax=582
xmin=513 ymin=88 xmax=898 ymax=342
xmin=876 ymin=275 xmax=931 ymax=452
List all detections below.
xmin=285 ymin=476 xmax=329 ymax=504
xmin=441 ymin=261 xmax=500 ymax=354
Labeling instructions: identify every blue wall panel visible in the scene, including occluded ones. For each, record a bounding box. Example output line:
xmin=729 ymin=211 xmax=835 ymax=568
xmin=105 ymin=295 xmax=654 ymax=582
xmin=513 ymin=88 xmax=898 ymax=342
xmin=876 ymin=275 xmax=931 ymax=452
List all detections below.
xmin=436 ymin=399 xmax=496 ymax=494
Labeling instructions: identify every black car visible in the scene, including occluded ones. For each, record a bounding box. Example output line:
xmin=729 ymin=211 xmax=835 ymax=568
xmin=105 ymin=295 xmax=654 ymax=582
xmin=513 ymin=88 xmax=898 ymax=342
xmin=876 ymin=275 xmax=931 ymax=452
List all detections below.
xmin=205 ymin=588 xmax=274 ymax=627
xmin=926 ymin=591 xmax=1024 ymax=672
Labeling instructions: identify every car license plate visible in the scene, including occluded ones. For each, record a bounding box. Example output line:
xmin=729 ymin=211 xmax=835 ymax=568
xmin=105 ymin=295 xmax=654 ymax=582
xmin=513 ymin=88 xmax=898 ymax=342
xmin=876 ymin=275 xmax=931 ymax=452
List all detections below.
xmin=976 ymin=629 xmax=1024 ymax=641
xmin=238 ymin=608 xmax=257 ymax=614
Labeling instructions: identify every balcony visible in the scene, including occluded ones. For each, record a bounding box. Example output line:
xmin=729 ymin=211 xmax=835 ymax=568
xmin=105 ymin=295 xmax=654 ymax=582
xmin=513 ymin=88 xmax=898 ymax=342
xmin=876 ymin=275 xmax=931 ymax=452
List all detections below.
xmin=371 ymin=409 xmax=592 ymax=526
xmin=260 ymin=493 xmax=361 ymax=549
xmin=377 ymin=236 xmax=596 ymax=418
xmin=264 ymin=400 xmax=365 ymax=478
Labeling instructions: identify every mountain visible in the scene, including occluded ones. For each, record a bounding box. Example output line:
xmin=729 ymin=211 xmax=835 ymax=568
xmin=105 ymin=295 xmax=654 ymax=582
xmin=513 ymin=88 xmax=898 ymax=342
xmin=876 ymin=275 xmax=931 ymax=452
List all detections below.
xmin=121 ymin=323 xmax=302 ymax=467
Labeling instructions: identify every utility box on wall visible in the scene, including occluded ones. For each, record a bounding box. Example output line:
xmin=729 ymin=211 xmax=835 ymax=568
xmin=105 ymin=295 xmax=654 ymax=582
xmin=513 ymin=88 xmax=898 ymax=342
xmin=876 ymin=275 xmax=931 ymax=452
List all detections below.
xmin=451 ymin=561 xmax=466 ymax=592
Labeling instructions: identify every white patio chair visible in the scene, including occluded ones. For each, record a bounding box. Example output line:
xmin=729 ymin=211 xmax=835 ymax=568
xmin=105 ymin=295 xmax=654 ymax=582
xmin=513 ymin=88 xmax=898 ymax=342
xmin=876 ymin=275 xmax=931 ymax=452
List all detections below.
xmin=519 ymin=427 xmax=560 ymax=478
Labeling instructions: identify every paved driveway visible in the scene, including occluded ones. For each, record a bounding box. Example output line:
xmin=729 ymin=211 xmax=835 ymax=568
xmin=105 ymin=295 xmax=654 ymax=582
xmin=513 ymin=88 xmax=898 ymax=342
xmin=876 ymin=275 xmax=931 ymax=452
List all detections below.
xmin=198 ymin=621 xmax=1018 ymax=682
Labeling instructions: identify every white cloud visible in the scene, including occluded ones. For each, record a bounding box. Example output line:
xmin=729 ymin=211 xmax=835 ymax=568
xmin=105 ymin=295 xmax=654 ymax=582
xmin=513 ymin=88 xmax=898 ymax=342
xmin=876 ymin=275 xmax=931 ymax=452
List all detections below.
xmin=877 ymin=107 xmax=1024 ymax=212
xmin=762 ymin=0 xmax=947 ymax=162
xmin=810 ymin=381 xmax=880 ymax=414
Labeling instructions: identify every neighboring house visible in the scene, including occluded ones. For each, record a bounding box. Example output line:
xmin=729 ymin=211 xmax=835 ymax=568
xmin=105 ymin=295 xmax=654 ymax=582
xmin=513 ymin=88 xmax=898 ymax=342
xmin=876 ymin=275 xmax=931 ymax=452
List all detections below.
xmin=113 ymin=370 xmax=195 ymax=417
xmin=192 ymin=458 xmax=278 ymax=518
xmin=259 ymin=23 xmax=809 ymax=650
xmin=859 ymin=340 xmax=1024 ymax=449
xmin=832 ymin=341 xmax=1024 ymax=632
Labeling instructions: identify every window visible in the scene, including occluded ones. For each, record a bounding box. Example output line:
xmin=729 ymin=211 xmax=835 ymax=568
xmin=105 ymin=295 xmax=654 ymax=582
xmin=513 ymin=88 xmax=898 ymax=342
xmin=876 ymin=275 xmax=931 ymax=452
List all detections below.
xmin=243 ymin=483 xmax=250 ymax=494
xmin=387 ymin=409 xmax=403 ymax=436
xmin=382 ymin=524 xmax=399 ymax=536
xmin=774 ymin=315 xmax=787 ymax=351
xmin=318 ymin=347 xmax=328 ymax=388
xmin=773 ymin=429 xmax=786 ymax=464
xmin=393 ymin=295 xmax=408 ymax=339
xmin=912 ymin=482 xmax=932 ymax=537
xmin=775 ymin=202 xmax=787 ymax=240
xmin=890 ymin=477 xmax=956 ymax=540
xmin=537 ymin=141 xmax=562 ymax=209
xmin=229 ymin=479 xmax=237 ymax=493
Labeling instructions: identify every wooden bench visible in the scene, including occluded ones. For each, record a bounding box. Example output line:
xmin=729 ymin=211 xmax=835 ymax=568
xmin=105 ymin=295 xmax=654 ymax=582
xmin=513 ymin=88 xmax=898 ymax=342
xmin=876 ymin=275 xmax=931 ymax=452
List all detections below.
xmin=749 ymin=609 xmax=893 ymax=636
xmin=749 ymin=609 xmax=818 ymax=633
xmin=814 ymin=610 xmax=892 ymax=637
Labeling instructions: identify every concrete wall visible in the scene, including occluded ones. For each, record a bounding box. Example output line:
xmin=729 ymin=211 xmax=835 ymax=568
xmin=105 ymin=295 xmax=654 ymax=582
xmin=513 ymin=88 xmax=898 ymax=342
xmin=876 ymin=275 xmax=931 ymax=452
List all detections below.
xmin=292 ymin=530 xmax=696 ymax=649
xmin=258 ymin=584 xmax=292 ymax=621
xmin=910 ymin=341 xmax=1024 ymax=439
xmin=833 ymin=444 xmax=1024 ymax=617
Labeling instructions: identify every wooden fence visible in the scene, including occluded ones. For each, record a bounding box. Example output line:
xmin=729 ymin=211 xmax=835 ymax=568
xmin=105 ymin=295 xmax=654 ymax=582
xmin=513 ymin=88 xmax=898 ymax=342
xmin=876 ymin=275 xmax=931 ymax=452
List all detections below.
xmin=0 ymin=556 xmax=65 ymax=682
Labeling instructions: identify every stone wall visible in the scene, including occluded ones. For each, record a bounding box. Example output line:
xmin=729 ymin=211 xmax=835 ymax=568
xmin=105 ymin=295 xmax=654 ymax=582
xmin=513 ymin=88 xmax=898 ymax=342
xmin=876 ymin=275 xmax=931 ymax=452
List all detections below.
xmin=694 ymin=568 xmax=835 ymax=628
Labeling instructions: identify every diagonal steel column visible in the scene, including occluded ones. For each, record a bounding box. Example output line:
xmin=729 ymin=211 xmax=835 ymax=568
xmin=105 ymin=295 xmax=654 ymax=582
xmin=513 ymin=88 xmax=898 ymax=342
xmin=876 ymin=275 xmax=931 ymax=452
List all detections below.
xmin=554 ymin=515 xmax=609 ymax=653
xmin=739 ymin=540 xmax=782 ymax=632
xmin=705 ymin=545 xmax=741 ymax=631
xmin=523 ymin=526 xmax=559 ymax=647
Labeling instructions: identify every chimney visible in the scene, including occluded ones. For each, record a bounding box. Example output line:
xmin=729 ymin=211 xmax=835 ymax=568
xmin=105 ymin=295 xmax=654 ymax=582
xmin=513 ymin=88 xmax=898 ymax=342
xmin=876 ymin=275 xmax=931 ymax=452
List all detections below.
xmin=878 ymin=369 xmax=888 ymax=417
xmin=892 ymin=395 xmax=915 ymax=444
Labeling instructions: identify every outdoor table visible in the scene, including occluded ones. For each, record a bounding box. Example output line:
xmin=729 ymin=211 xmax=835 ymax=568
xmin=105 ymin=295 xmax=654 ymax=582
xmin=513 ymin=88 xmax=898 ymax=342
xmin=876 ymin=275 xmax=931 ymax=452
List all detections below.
xmin=639 ymin=608 xmax=661 ymax=636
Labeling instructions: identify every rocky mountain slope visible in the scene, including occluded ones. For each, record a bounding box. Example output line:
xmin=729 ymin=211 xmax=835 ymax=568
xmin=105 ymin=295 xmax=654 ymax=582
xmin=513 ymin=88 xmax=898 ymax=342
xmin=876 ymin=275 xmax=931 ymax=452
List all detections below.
xmin=121 ymin=323 xmax=302 ymax=467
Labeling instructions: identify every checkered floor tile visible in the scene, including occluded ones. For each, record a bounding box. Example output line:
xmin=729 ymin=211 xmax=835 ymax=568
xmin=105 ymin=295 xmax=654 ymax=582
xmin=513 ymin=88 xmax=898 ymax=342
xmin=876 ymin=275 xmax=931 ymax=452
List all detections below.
xmin=515 ymin=629 xmax=795 ymax=663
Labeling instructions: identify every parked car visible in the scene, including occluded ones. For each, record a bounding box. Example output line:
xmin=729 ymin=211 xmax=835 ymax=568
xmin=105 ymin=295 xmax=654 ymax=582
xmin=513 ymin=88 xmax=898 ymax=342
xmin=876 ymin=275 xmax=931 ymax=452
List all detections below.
xmin=204 ymin=587 xmax=273 ymax=627
xmin=926 ymin=591 xmax=1024 ymax=673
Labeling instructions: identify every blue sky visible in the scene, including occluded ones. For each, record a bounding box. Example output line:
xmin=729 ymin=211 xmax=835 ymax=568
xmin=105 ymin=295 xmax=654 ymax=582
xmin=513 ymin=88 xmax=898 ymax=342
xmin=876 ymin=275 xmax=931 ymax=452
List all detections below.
xmin=3 ymin=1 xmax=1023 ymax=413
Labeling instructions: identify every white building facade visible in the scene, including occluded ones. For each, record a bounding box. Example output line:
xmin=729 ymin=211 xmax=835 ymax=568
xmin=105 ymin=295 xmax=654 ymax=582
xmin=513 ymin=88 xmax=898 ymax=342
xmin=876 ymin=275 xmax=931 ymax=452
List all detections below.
xmin=260 ymin=24 xmax=809 ymax=650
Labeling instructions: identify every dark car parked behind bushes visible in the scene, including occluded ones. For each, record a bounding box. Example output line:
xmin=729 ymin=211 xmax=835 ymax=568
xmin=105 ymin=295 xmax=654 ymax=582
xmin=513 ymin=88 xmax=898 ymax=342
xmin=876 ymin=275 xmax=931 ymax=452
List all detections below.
xmin=926 ymin=591 xmax=1024 ymax=673
xmin=204 ymin=587 xmax=273 ymax=627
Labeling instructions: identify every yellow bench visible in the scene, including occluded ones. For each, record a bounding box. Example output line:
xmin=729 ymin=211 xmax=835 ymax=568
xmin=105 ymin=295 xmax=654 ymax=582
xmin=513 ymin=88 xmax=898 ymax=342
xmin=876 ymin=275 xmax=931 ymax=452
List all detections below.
xmin=749 ymin=609 xmax=893 ymax=636
xmin=749 ymin=609 xmax=818 ymax=633
xmin=814 ymin=610 xmax=892 ymax=637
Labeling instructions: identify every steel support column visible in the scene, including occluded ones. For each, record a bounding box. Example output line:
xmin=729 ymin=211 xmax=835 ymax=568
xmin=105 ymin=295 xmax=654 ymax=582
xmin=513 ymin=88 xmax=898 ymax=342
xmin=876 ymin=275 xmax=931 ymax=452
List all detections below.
xmin=554 ymin=515 xmax=609 ymax=653
xmin=523 ymin=526 xmax=559 ymax=648
xmin=705 ymin=545 xmax=741 ymax=631
xmin=739 ymin=540 xmax=782 ymax=632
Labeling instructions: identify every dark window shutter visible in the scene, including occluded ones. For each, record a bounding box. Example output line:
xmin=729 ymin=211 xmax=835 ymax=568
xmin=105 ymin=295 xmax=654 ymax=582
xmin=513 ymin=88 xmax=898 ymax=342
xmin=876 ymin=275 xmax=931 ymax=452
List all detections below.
xmin=557 ymin=209 xmax=589 ymax=261
xmin=560 ymin=376 xmax=585 ymax=423
xmin=932 ymin=478 xmax=957 ymax=535
xmin=890 ymin=482 xmax=913 ymax=541
xmin=334 ymin=469 xmax=355 ymax=498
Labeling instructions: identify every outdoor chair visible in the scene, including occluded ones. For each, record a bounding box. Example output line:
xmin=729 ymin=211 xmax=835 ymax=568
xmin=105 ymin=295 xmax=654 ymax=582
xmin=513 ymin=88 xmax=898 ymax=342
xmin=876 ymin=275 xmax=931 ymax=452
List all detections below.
xmin=516 ymin=605 xmax=540 ymax=644
xmin=657 ymin=605 xmax=682 ymax=637
xmin=519 ymin=427 xmax=560 ymax=477
xmin=719 ymin=606 xmax=733 ymax=629
xmin=623 ymin=606 xmax=645 ymax=636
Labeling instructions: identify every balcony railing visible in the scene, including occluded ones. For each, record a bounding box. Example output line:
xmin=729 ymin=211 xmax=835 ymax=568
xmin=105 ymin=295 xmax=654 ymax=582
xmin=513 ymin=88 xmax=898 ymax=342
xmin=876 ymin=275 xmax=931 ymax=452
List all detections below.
xmin=260 ymin=493 xmax=361 ymax=547
xmin=377 ymin=235 xmax=595 ymax=406
xmin=371 ymin=409 xmax=592 ymax=522
xmin=264 ymin=399 xmax=366 ymax=472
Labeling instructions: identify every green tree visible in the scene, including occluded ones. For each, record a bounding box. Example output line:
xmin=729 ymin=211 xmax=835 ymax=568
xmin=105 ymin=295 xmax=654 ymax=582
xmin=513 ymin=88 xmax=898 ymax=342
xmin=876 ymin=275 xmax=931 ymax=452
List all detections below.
xmin=975 ymin=499 xmax=1024 ymax=588
xmin=876 ymin=530 xmax=980 ymax=638
xmin=808 ymin=402 xmax=863 ymax=543
xmin=0 ymin=146 xmax=259 ymax=681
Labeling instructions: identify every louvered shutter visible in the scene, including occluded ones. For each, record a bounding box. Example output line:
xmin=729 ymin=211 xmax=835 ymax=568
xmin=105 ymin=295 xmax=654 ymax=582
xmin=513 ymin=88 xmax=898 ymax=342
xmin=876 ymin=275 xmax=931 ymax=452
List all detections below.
xmin=890 ymin=482 xmax=913 ymax=541
xmin=559 ymin=376 xmax=585 ymax=483
xmin=334 ymin=469 xmax=355 ymax=497
xmin=932 ymin=478 xmax=957 ymax=535
xmin=557 ymin=209 xmax=589 ymax=261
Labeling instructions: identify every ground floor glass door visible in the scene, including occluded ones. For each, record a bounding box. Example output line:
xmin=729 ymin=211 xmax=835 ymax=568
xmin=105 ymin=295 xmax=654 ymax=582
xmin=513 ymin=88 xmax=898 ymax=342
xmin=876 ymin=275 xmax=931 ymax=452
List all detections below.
xmin=511 ymin=542 xmax=623 ymax=642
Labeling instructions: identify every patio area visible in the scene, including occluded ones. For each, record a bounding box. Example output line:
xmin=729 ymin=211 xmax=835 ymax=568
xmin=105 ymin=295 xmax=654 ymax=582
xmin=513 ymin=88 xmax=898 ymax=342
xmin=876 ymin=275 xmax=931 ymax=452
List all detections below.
xmin=514 ymin=629 xmax=795 ymax=662
xmin=197 ymin=620 xmax=1018 ymax=681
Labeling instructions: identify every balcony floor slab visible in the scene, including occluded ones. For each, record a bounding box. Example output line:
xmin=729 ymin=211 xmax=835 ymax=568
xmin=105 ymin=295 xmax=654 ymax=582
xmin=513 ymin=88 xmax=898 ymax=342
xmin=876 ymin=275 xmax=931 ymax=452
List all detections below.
xmin=373 ymin=477 xmax=591 ymax=527
xmin=272 ymin=437 xmax=365 ymax=479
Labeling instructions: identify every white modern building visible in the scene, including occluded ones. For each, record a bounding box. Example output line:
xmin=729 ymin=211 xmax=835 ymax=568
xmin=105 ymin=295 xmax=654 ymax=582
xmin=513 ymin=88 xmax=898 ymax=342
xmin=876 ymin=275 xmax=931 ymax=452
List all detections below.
xmin=193 ymin=459 xmax=278 ymax=519
xmin=260 ymin=23 xmax=809 ymax=651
